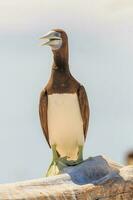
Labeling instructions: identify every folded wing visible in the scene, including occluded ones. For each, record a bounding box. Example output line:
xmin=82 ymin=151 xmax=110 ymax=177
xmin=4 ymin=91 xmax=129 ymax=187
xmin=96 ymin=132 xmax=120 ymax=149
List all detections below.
xmin=77 ymin=85 xmax=90 ymax=140
xmin=39 ymin=89 xmax=50 ymax=147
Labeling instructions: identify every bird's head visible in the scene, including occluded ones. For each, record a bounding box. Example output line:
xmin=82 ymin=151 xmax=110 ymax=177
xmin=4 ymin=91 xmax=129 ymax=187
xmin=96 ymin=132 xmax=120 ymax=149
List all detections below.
xmin=40 ymin=29 xmax=68 ymax=51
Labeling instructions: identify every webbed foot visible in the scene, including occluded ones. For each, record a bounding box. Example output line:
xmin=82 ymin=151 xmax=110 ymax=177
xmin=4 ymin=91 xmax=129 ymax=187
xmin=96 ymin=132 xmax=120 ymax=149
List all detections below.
xmin=59 ymin=145 xmax=83 ymax=166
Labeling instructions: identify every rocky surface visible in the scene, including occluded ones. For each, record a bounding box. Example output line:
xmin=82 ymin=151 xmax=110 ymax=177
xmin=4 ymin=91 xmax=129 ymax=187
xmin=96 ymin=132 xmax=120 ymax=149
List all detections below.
xmin=0 ymin=156 xmax=132 ymax=200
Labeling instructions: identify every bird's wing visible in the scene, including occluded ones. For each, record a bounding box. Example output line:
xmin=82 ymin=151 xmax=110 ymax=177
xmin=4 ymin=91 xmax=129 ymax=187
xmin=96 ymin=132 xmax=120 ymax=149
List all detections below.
xmin=77 ymin=85 xmax=90 ymax=140
xmin=39 ymin=89 xmax=51 ymax=148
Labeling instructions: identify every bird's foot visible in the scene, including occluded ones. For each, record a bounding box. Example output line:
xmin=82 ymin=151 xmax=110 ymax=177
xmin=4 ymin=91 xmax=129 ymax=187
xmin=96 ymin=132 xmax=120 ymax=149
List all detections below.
xmin=46 ymin=160 xmax=60 ymax=177
xmin=58 ymin=146 xmax=84 ymax=166
xmin=58 ymin=156 xmax=82 ymax=166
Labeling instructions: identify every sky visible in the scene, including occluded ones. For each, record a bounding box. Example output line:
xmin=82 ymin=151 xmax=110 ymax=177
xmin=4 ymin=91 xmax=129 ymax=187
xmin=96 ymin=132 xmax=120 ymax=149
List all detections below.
xmin=0 ymin=0 xmax=133 ymax=183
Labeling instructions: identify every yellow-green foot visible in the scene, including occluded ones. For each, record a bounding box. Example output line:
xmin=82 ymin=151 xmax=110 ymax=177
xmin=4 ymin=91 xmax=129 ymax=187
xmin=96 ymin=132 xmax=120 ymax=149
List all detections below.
xmin=46 ymin=145 xmax=84 ymax=176
xmin=46 ymin=144 xmax=59 ymax=176
xmin=46 ymin=144 xmax=67 ymax=176
xmin=59 ymin=145 xmax=83 ymax=166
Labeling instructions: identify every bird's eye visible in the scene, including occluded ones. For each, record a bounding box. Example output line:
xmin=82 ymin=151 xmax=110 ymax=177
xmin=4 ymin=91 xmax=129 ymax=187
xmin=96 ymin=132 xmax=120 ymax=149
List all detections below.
xmin=55 ymin=32 xmax=61 ymax=37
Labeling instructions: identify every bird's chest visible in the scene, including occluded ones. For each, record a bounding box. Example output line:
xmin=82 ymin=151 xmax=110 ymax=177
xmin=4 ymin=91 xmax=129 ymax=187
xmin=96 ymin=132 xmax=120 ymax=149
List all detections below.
xmin=47 ymin=93 xmax=84 ymax=147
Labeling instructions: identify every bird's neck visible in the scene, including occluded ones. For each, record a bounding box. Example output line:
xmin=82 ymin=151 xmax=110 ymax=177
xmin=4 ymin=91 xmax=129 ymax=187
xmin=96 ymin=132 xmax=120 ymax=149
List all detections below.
xmin=52 ymin=44 xmax=69 ymax=73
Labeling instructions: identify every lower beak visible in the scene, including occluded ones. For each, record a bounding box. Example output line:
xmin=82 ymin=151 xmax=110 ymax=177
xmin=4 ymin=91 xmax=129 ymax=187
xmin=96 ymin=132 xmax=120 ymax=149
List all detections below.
xmin=40 ymin=38 xmax=51 ymax=46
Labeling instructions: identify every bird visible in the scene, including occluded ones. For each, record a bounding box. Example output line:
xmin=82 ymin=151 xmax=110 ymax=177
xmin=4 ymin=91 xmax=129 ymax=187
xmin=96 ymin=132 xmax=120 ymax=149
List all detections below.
xmin=39 ymin=29 xmax=90 ymax=176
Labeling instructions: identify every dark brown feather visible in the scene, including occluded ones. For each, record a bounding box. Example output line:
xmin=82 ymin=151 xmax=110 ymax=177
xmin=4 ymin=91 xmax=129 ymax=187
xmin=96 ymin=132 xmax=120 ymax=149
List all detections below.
xmin=77 ymin=85 xmax=90 ymax=140
xmin=39 ymin=89 xmax=51 ymax=147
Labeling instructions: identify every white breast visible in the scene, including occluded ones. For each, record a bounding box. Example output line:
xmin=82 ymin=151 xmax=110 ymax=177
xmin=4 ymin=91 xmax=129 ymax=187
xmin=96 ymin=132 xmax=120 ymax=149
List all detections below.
xmin=48 ymin=93 xmax=84 ymax=160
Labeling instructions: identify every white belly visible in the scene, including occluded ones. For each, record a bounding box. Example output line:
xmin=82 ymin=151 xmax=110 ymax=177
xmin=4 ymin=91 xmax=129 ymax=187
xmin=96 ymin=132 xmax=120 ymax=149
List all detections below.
xmin=48 ymin=93 xmax=84 ymax=160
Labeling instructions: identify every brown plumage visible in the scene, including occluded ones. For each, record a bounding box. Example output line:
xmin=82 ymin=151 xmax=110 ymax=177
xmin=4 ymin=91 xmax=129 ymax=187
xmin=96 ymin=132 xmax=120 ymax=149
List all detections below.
xmin=39 ymin=29 xmax=90 ymax=150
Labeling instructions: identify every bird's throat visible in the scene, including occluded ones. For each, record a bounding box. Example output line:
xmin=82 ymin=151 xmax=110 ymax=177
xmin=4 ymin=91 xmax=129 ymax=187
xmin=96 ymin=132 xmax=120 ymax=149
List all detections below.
xmin=52 ymin=45 xmax=69 ymax=73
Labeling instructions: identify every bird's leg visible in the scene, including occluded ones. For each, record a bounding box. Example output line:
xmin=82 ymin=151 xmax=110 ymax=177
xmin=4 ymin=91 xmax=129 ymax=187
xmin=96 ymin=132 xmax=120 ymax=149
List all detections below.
xmin=46 ymin=144 xmax=59 ymax=177
xmin=52 ymin=144 xmax=59 ymax=162
xmin=77 ymin=145 xmax=83 ymax=162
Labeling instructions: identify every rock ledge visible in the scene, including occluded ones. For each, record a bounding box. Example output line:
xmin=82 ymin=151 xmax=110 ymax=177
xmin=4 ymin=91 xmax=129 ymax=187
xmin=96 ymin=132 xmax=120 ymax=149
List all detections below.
xmin=0 ymin=156 xmax=132 ymax=200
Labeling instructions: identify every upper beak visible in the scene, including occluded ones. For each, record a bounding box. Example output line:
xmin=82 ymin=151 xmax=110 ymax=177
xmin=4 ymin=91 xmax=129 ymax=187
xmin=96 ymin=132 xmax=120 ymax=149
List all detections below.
xmin=40 ymin=31 xmax=61 ymax=46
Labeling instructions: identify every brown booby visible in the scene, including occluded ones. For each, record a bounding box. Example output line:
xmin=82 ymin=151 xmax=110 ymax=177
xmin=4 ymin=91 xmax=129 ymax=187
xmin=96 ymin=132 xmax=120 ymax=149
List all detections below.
xmin=39 ymin=29 xmax=90 ymax=176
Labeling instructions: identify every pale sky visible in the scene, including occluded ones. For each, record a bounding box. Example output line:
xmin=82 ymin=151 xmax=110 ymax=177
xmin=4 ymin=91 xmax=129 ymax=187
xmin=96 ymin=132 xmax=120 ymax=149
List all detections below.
xmin=0 ymin=0 xmax=133 ymax=183
xmin=0 ymin=0 xmax=133 ymax=32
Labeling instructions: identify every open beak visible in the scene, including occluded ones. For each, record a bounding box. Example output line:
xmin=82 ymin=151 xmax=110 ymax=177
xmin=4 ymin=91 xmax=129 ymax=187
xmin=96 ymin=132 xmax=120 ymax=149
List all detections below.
xmin=40 ymin=30 xmax=61 ymax=46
